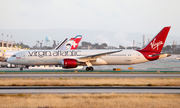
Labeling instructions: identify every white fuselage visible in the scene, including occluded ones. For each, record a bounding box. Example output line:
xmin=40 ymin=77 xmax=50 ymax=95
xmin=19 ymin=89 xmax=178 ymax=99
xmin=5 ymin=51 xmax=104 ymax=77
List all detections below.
xmin=7 ymin=49 xmax=168 ymax=66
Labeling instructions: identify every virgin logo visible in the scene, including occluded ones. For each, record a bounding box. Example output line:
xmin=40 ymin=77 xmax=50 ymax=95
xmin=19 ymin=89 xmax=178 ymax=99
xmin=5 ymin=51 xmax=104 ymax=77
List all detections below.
xmin=150 ymin=38 xmax=163 ymax=50
xmin=16 ymin=57 xmax=21 ymax=59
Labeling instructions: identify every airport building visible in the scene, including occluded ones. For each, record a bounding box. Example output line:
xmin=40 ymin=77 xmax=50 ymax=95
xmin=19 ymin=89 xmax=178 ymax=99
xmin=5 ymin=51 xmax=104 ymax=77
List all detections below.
xmin=0 ymin=40 xmax=25 ymax=51
xmin=0 ymin=39 xmax=27 ymax=67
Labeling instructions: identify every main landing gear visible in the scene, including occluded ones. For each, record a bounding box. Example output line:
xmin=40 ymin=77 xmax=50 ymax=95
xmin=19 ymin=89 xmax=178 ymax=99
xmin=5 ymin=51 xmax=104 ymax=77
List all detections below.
xmin=85 ymin=61 xmax=94 ymax=71
xmin=86 ymin=66 xmax=94 ymax=71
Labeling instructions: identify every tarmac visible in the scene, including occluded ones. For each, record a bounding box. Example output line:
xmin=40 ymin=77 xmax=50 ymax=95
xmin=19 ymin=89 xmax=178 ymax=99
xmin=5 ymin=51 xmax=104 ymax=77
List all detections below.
xmin=0 ymin=87 xmax=179 ymax=94
xmin=0 ymin=73 xmax=180 ymax=78
xmin=0 ymin=56 xmax=180 ymax=94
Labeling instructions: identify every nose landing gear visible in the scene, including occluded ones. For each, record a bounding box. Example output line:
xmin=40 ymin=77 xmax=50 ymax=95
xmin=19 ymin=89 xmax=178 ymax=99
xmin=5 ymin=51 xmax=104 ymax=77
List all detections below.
xmin=86 ymin=66 xmax=94 ymax=71
xmin=20 ymin=67 xmax=23 ymax=71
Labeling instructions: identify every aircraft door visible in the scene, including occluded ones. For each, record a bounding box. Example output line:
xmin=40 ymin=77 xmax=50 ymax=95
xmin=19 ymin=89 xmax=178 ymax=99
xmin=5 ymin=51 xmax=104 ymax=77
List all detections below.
xmin=21 ymin=53 xmax=25 ymax=60
xmin=136 ymin=53 xmax=140 ymax=59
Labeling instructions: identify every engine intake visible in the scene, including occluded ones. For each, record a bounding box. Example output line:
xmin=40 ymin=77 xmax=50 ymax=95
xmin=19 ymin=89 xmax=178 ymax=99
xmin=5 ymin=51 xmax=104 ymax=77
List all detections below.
xmin=62 ymin=59 xmax=77 ymax=68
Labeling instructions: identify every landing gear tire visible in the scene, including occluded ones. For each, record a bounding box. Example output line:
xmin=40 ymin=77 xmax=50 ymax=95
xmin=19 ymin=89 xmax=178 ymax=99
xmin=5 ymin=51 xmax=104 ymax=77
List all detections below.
xmin=25 ymin=65 xmax=29 ymax=68
xmin=20 ymin=67 xmax=23 ymax=71
xmin=86 ymin=67 xmax=94 ymax=71
xmin=89 ymin=67 xmax=94 ymax=71
xmin=86 ymin=67 xmax=89 ymax=71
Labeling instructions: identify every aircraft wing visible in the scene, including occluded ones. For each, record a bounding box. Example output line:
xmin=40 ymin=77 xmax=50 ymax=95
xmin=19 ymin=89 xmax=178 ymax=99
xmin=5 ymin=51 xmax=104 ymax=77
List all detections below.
xmin=77 ymin=50 xmax=122 ymax=62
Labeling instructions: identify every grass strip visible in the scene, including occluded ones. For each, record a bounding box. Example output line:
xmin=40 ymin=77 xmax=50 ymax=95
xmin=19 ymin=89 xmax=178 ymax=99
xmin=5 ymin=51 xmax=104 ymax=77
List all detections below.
xmin=0 ymin=78 xmax=179 ymax=86
xmin=0 ymin=93 xmax=180 ymax=108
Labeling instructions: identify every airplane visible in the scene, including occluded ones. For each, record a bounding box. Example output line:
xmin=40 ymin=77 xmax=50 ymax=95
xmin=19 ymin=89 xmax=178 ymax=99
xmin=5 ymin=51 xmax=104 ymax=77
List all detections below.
xmin=7 ymin=26 xmax=171 ymax=71
xmin=1 ymin=35 xmax=82 ymax=68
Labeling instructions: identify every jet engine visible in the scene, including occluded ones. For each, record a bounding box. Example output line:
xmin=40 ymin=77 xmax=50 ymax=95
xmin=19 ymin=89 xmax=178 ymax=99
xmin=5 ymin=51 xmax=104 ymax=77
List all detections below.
xmin=61 ymin=59 xmax=78 ymax=68
xmin=6 ymin=63 xmax=16 ymax=68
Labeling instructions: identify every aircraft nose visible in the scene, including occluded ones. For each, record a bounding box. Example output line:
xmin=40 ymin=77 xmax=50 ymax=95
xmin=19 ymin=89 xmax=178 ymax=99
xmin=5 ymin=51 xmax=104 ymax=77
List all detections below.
xmin=7 ymin=57 xmax=12 ymax=63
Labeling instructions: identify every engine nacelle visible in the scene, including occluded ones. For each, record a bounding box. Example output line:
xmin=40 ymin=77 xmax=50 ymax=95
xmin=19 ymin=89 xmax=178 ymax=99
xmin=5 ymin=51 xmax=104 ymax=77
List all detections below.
xmin=62 ymin=59 xmax=78 ymax=68
xmin=7 ymin=63 xmax=11 ymax=68
xmin=6 ymin=63 xmax=16 ymax=68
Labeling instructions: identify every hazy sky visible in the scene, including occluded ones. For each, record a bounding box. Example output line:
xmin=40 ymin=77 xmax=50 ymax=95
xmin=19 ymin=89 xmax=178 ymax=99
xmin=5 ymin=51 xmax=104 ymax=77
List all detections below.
xmin=0 ymin=0 xmax=180 ymax=47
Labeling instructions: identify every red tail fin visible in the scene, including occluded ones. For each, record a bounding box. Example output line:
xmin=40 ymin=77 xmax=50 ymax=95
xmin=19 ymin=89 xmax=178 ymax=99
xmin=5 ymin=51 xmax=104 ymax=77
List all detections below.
xmin=142 ymin=26 xmax=171 ymax=53
xmin=71 ymin=35 xmax=82 ymax=50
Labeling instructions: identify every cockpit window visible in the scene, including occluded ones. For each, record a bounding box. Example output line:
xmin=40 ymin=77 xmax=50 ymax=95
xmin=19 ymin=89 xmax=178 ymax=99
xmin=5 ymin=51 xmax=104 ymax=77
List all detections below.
xmin=11 ymin=55 xmax=16 ymax=57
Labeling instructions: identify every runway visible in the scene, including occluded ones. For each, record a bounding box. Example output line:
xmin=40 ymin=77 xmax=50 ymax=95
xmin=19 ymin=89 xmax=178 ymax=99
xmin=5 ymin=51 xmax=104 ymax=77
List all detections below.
xmin=0 ymin=87 xmax=179 ymax=94
xmin=0 ymin=74 xmax=180 ymax=79
xmin=0 ymin=73 xmax=180 ymax=78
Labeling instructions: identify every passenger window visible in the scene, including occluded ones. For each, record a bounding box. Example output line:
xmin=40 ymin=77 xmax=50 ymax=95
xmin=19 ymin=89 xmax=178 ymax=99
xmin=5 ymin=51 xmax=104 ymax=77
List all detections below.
xmin=11 ymin=55 xmax=16 ymax=57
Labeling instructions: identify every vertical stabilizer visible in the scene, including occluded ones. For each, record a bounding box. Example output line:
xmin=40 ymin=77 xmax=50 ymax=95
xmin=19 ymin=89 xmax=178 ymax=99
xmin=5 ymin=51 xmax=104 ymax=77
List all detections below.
xmin=142 ymin=26 xmax=171 ymax=53
xmin=71 ymin=35 xmax=82 ymax=50
xmin=54 ymin=38 xmax=68 ymax=50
